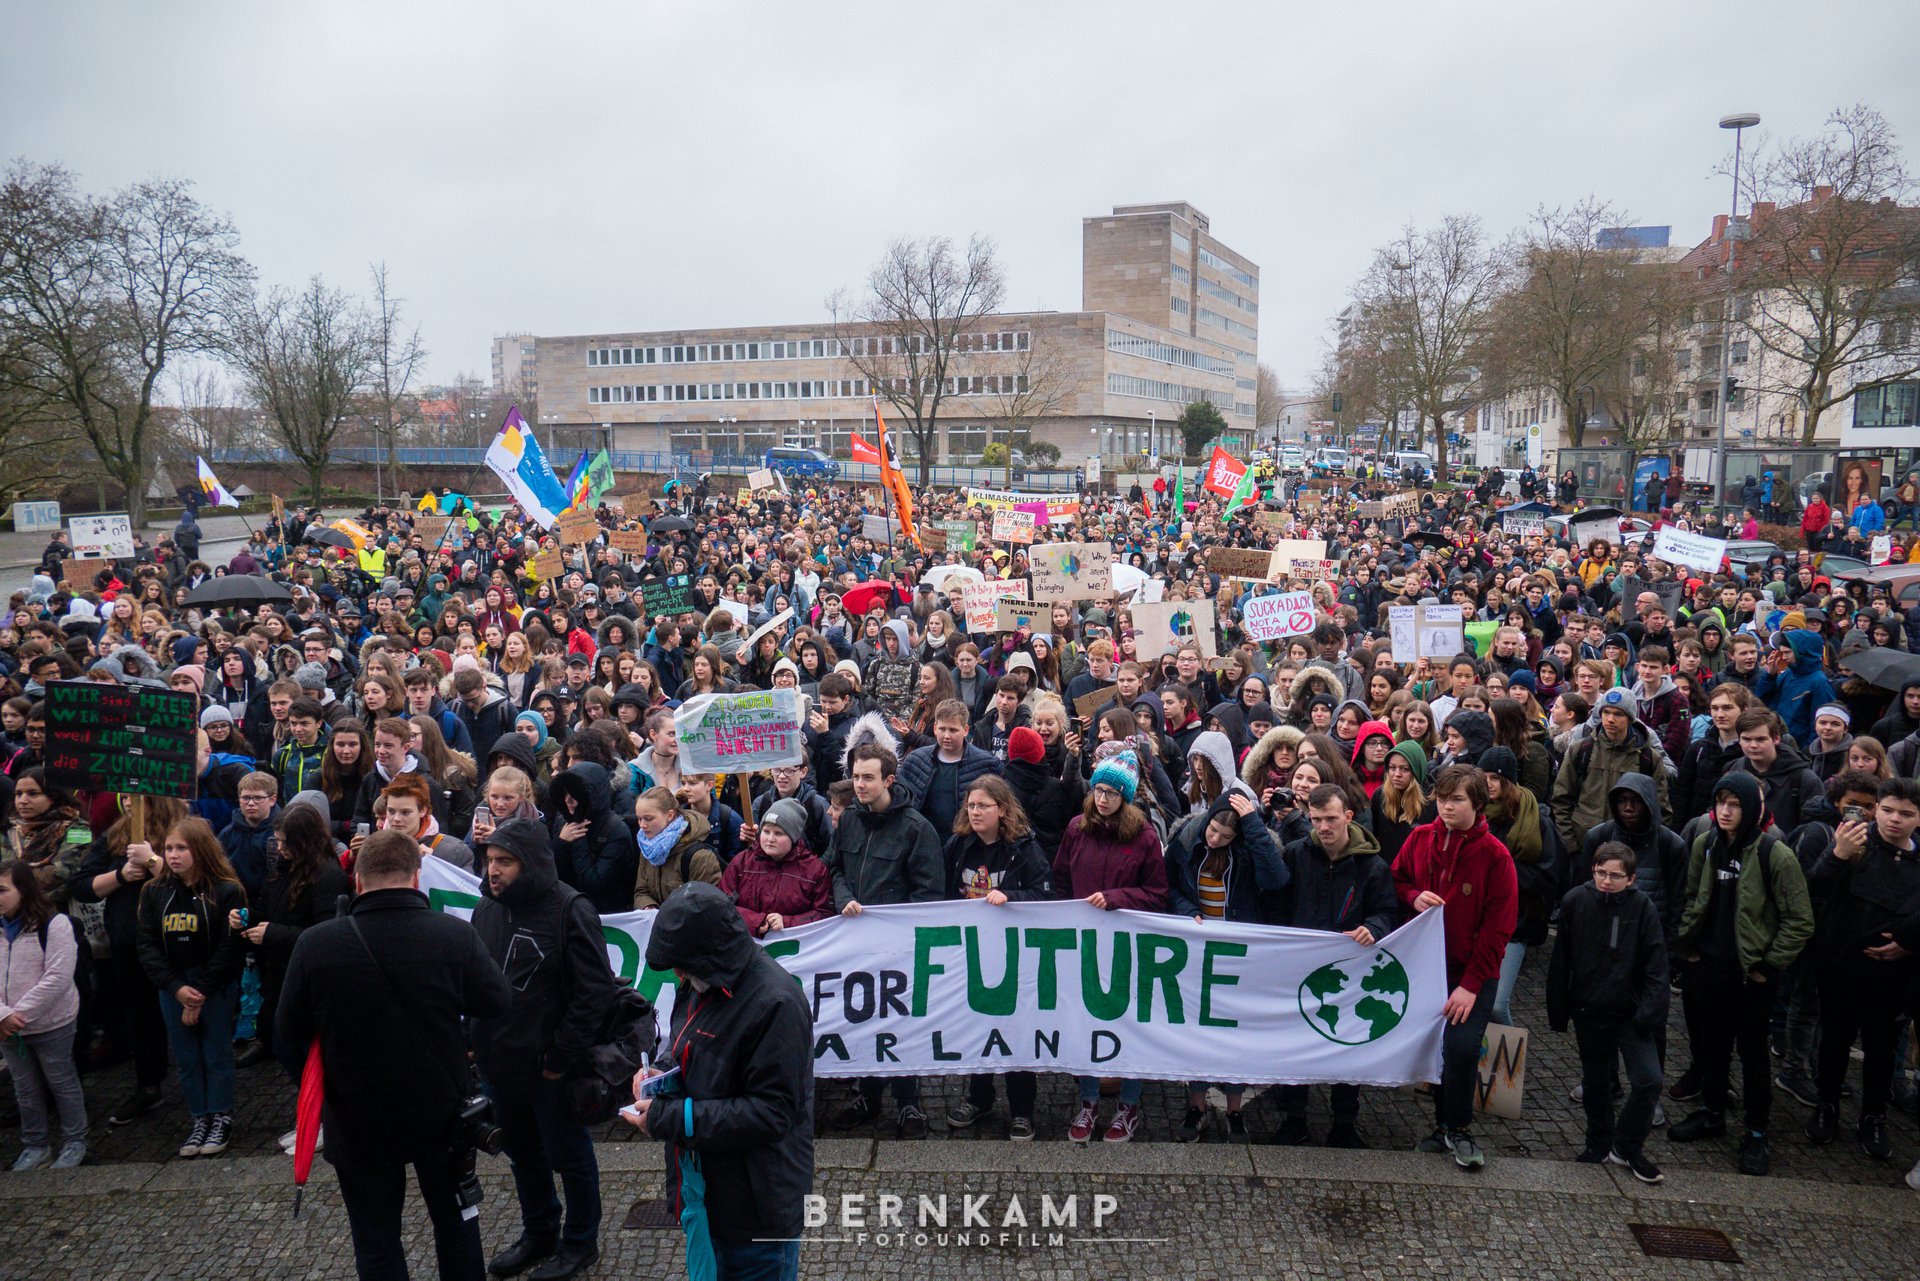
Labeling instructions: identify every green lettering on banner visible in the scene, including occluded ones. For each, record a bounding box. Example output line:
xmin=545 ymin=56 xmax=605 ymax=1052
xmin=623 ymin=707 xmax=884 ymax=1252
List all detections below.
xmin=965 ymin=926 xmax=1019 ymax=1016
xmin=1200 ymin=940 xmax=1248 ymax=1028
xmin=1024 ymin=927 xmax=1075 ymax=1010
xmin=1135 ymin=933 xmax=1187 ymax=1024
xmin=912 ymin=925 xmax=962 ymax=1017
xmin=1080 ymin=929 xmax=1131 ymax=1021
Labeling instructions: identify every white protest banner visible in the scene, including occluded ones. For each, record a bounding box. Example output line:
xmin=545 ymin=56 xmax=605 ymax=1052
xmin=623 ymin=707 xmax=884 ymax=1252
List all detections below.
xmin=673 ymin=688 xmax=806 ymax=774
xmin=1501 ymin=512 xmax=1546 ymax=537
xmin=1650 ymin=527 xmax=1727 ymax=574
xmin=1390 ymin=605 xmax=1465 ymax=662
xmin=1268 ymin=538 xmax=1327 ymax=575
xmin=1029 ymin=542 xmax=1113 ymax=601
xmin=418 ymin=858 xmax=1448 ymax=1086
xmin=68 ymin=513 xmax=134 ymax=558
xmin=962 ymin=579 xmax=1028 ymax=631
xmin=1871 ymin=534 xmax=1892 ymax=565
xmin=991 ymin=508 xmax=1037 ymax=544
xmin=1241 ymin=591 xmax=1318 ymax=642
xmin=1131 ymin=599 xmax=1217 ymax=659
xmin=964 ymin=488 xmax=1080 ymax=525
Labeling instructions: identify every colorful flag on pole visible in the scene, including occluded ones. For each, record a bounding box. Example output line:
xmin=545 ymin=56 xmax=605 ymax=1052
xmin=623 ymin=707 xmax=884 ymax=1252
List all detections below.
xmin=1202 ymin=445 xmax=1248 ymax=498
xmin=564 ymin=450 xmax=592 ymax=512
xmin=873 ymin=401 xmax=921 ymax=548
xmin=1171 ymin=465 xmax=1184 ymax=516
xmin=585 ymin=447 xmax=616 ymax=501
xmin=850 ymin=432 xmax=882 ymax=465
xmin=195 ymin=456 xmax=240 ymax=508
xmin=1223 ymin=462 xmax=1259 ymax=517
xmin=484 ymin=406 xmax=571 ymax=529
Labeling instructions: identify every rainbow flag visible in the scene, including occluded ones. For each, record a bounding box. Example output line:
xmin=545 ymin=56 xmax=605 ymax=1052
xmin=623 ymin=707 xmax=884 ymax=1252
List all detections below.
xmin=564 ymin=450 xmax=592 ymax=512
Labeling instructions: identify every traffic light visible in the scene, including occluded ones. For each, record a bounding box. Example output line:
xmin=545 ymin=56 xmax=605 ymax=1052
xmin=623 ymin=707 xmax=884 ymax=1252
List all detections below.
xmin=1330 ymin=393 xmax=1344 ymax=414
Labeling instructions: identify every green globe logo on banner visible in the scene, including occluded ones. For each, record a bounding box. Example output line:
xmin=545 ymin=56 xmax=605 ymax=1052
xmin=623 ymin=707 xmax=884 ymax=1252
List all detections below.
xmin=1298 ymin=950 xmax=1411 ymax=1044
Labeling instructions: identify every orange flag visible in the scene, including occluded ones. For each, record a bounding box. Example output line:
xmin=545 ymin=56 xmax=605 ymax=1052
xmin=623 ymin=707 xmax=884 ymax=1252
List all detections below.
xmin=873 ymin=402 xmax=921 ymax=548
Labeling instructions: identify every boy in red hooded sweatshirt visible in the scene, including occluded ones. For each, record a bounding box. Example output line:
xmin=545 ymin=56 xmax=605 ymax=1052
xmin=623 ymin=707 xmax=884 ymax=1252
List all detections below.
xmin=1391 ymin=763 xmax=1517 ymax=1171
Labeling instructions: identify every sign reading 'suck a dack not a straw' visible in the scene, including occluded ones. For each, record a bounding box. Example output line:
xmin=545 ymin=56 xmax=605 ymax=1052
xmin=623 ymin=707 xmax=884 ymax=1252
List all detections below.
xmin=674 ymin=688 xmax=806 ymax=773
xmin=43 ymin=679 xmax=198 ymax=800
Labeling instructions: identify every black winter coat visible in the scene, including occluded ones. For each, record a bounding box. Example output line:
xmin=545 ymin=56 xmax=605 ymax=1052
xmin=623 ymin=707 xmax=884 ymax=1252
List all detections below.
xmin=277 ymin=888 xmax=512 ymax=1170
xmin=1165 ymin=797 xmax=1290 ymax=924
xmin=1546 ymin=882 xmax=1669 ymax=1033
xmin=1276 ymin=823 xmax=1397 ymax=940
xmin=825 ymin=796 xmax=945 ymax=910
xmin=642 ymin=883 xmax=813 ymax=1246
xmin=547 ymin=762 xmax=637 ymax=916
xmin=252 ymin=855 xmax=351 ymax=1022
xmin=470 ymin=820 xmax=622 ymax=1084
xmin=136 ymin=877 xmax=249 ymax=997
xmin=1676 ymin=733 xmax=1744 ymax=825
xmin=1005 ymin=743 xmax=1084 ymax=860
xmin=943 ymin=829 xmax=1052 ymax=901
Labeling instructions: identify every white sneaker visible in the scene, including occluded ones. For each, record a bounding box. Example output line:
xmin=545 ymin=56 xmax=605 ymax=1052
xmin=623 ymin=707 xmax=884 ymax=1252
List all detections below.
xmin=1906 ymin=1157 xmax=1920 ymax=1192
xmin=49 ymin=1142 xmax=86 ymax=1170
xmin=278 ymin=1129 xmax=297 ymax=1152
xmin=281 ymin=1126 xmax=322 ymax=1153
xmin=9 ymin=1147 xmax=51 ymax=1171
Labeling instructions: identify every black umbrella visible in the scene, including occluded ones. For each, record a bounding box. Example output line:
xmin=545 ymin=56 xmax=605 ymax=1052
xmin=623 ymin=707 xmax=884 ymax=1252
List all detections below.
xmin=1406 ymin=531 xmax=1454 ymax=549
xmin=182 ymin=575 xmax=292 ymax=609
xmin=304 ymin=527 xmax=356 ymax=550
xmin=1839 ymin=647 xmax=1920 ymax=694
xmin=650 ymin=515 xmax=693 ymax=534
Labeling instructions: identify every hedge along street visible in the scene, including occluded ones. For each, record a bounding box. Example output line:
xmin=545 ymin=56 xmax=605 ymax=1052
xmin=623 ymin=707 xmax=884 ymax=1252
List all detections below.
xmin=418 ymin=858 xmax=1447 ymax=1086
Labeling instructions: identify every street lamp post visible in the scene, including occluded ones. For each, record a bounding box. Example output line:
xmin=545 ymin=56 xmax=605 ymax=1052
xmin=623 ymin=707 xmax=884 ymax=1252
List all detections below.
xmin=1711 ymin=111 xmax=1760 ymax=518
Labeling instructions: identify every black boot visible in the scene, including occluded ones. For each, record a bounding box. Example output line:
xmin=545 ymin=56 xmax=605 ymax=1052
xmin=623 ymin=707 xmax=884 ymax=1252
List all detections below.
xmin=529 ymin=1242 xmax=600 ymax=1281
xmin=488 ymin=1236 xmax=557 ymax=1278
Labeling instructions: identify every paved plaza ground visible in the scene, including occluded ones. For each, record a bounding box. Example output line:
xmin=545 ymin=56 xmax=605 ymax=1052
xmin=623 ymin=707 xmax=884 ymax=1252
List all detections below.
xmin=5 ymin=950 xmax=1918 ymax=1278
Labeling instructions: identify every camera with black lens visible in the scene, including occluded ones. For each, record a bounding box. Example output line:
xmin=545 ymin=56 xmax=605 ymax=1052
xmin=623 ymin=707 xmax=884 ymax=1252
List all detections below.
xmin=449 ymin=1090 xmax=505 ymax=1212
xmin=1268 ymin=787 xmax=1295 ymax=813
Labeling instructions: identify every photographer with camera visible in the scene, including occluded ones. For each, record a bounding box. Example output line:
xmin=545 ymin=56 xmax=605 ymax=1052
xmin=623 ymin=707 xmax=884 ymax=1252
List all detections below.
xmin=277 ymin=829 xmax=512 ymax=1281
xmin=471 ymin=818 xmax=619 ymax=1281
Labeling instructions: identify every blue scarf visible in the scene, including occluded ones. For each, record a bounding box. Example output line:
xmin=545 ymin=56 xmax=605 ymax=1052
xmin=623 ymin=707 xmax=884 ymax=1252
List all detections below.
xmin=638 ymin=816 xmax=688 ymax=867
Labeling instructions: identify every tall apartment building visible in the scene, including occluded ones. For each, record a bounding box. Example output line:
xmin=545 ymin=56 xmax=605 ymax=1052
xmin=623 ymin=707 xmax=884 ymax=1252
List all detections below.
xmin=526 ymin=203 xmax=1258 ymax=467
xmin=491 ymin=333 xmax=538 ymax=398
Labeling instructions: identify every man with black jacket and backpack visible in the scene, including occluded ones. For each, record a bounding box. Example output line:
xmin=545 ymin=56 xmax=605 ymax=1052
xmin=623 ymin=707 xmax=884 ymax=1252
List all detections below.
xmin=472 ymin=818 xmax=620 ymax=1281
xmin=276 ymin=830 xmax=513 ymax=1281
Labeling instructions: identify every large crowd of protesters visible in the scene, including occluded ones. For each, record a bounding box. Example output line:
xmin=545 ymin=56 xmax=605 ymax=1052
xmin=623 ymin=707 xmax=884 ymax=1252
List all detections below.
xmin=2 ymin=454 xmax=1918 ymax=1211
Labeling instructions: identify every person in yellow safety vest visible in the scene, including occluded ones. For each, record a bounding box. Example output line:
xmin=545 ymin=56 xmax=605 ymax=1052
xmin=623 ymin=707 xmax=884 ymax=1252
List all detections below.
xmin=417 ymin=489 xmax=439 ymax=513
xmin=357 ymin=543 xmax=387 ymax=579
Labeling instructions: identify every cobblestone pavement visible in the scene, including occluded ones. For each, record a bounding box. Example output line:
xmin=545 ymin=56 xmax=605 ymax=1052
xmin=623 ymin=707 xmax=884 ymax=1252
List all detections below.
xmin=6 ymin=946 xmax=1918 ymax=1277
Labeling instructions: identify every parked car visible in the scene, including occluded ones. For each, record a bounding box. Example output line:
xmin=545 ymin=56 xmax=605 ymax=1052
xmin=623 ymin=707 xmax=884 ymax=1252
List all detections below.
xmin=765 ymin=446 xmax=839 ymax=480
xmin=1311 ymin=446 xmax=1350 ymax=476
xmin=1279 ymin=447 xmax=1307 ymax=473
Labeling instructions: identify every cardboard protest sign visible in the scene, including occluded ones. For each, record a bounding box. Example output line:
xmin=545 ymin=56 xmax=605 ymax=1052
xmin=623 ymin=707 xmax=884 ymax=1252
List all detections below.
xmin=610 ymin=529 xmax=649 ymax=554
xmin=1240 ymin=591 xmax=1318 ymax=642
xmin=1204 ymin=547 xmax=1276 ymax=580
xmin=962 ymin=579 xmax=1027 ymax=631
xmin=1650 ymin=527 xmax=1727 ymax=574
xmin=557 ymin=508 xmax=600 ymax=546
xmin=867 ymin=659 xmax=917 ymax=720
xmin=993 ymin=599 xmax=1051 ymax=633
xmin=641 ymin=575 xmax=696 ymax=617
xmin=1389 ymin=604 xmax=1465 ymax=662
xmin=991 ymin=508 xmax=1037 ymax=544
xmin=1030 ymin=542 xmax=1113 ymax=601
xmin=415 ymin=513 xmax=452 ymax=544
xmin=69 ymin=513 xmax=134 ymax=558
xmin=1256 ymin=510 xmax=1290 ymax=531
xmin=673 ymin=689 xmax=806 ymax=773
xmin=43 ymin=680 xmax=198 ymax=800
xmin=530 ymin=549 xmax=564 ymax=581
xmin=1073 ymin=684 xmax=1120 ymax=723
xmin=1268 ymin=539 xmax=1328 ymax=575
xmin=920 ymin=527 xmax=948 ymax=552
xmin=1356 ymin=501 xmax=1388 ymax=519
xmin=1569 ymin=515 xmax=1619 ymax=548
xmin=1475 ymin=1023 xmax=1529 ymax=1120
xmin=861 ymin=514 xmax=901 ymax=543
xmin=58 ymin=558 xmax=109 ymax=591
xmin=747 ymin=468 xmax=781 ymax=495
xmin=1130 ymin=599 xmax=1217 ymax=659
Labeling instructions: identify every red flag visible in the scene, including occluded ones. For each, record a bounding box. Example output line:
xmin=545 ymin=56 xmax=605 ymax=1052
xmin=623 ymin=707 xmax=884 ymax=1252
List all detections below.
xmin=850 ymin=431 xmax=882 ymax=465
xmin=1202 ymin=445 xmax=1247 ymax=498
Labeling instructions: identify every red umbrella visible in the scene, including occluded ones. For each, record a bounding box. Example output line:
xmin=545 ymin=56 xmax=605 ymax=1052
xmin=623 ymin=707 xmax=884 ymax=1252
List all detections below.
xmin=291 ymin=1038 xmax=324 ymax=1218
xmin=840 ymin=581 xmax=894 ymax=618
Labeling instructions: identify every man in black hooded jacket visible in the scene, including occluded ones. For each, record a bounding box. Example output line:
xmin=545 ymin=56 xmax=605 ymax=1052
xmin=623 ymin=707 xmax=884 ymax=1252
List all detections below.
xmin=629 ymin=881 xmax=814 ymax=1279
xmin=471 ymin=819 xmax=620 ymax=1281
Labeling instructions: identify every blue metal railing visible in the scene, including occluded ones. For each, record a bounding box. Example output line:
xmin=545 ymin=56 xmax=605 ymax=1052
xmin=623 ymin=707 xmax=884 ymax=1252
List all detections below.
xmin=207 ymin=446 xmax=1085 ymax=491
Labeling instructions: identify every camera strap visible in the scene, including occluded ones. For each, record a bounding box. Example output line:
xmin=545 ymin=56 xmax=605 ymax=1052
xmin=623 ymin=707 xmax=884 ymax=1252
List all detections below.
xmin=346 ymin=912 xmax=473 ymax=1105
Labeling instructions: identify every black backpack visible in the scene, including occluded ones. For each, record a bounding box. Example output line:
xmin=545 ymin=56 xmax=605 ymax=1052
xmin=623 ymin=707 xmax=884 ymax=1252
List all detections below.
xmin=556 ymin=891 xmax=662 ymax=1125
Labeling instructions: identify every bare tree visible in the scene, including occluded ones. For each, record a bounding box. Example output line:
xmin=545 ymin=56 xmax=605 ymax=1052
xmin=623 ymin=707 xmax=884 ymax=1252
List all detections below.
xmin=225 ymin=276 xmax=374 ymax=503
xmin=0 ymin=324 xmax=85 ymax=503
xmin=1253 ymin=362 xmax=1287 ymax=440
xmin=0 ymin=162 xmax=251 ymax=525
xmin=1487 ymin=200 xmax=1683 ymax=448
xmin=1346 ymin=217 xmax=1509 ymax=479
xmin=367 ymin=262 xmax=427 ymax=485
xmin=1731 ymin=105 xmax=1920 ymax=442
xmin=830 ymin=235 xmax=1006 ymax=484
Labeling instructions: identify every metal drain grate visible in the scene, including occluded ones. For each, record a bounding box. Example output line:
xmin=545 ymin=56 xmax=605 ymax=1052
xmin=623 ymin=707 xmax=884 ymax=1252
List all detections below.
xmin=622 ymin=1198 xmax=678 ymax=1230
xmin=1630 ymin=1224 xmax=1741 ymax=1262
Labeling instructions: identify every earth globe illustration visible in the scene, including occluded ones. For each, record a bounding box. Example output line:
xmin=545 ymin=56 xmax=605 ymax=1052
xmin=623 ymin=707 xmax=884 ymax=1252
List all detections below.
xmin=1297 ymin=949 xmax=1410 ymax=1044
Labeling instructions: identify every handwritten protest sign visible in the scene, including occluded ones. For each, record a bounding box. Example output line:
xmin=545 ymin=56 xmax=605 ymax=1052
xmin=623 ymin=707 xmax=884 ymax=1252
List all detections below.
xmin=962 ymin=579 xmax=1027 ymax=631
xmin=1073 ymin=685 xmax=1119 ymax=723
xmin=932 ymin=519 xmax=978 ymax=552
xmin=610 ymin=529 xmax=648 ymax=554
xmin=1205 ymin=547 xmax=1276 ymax=580
xmin=1390 ymin=604 xmax=1465 ymax=662
xmin=530 ymin=549 xmax=564 ymax=581
xmin=1286 ymin=558 xmax=1338 ymax=582
xmin=991 ymin=508 xmax=1037 ymax=544
xmin=642 ymin=575 xmax=696 ymax=617
xmin=747 ymin=468 xmax=781 ymax=495
xmin=861 ymin=514 xmax=901 ymax=543
xmin=1502 ymin=512 xmax=1546 ymax=537
xmin=1570 ymin=515 xmax=1619 ymax=548
xmin=1256 ymin=510 xmax=1290 ymax=531
xmin=993 ymin=599 xmax=1051 ymax=633
xmin=557 ymin=508 xmax=600 ymax=546
xmin=69 ymin=513 xmax=134 ymax=558
xmin=58 ymin=558 xmax=109 ymax=591
xmin=674 ymin=689 xmax=805 ymax=773
xmin=1650 ymin=527 xmax=1727 ymax=574
xmin=415 ymin=514 xmax=452 ymax=544
xmin=1268 ymin=539 xmax=1328 ymax=575
xmin=1240 ymin=591 xmax=1318 ymax=642
xmin=1130 ymin=599 xmax=1217 ymax=659
xmin=1030 ymin=542 xmax=1112 ymax=601
xmin=43 ymin=680 xmax=197 ymax=800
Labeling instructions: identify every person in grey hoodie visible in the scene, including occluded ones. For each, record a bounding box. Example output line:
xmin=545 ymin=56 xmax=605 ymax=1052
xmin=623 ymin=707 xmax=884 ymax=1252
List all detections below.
xmin=1182 ymin=730 xmax=1257 ymax=817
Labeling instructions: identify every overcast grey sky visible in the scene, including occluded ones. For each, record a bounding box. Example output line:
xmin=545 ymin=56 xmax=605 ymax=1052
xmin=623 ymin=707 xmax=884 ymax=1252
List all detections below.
xmin=6 ymin=0 xmax=1918 ymax=395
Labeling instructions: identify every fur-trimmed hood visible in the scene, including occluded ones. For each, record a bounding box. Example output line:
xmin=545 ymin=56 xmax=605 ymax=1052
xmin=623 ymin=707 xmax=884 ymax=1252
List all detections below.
xmin=1242 ymin=724 xmax=1304 ymax=791
xmin=1286 ymin=666 xmax=1346 ymax=724
xmin=839 ymin=709 xmax=902 ymax=778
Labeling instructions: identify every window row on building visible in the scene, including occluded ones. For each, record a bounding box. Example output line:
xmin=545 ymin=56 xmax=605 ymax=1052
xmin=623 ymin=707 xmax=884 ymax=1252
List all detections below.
xmin=1199 ymin=247 xmax=1257 ymax=290
xmin=1197 ymin=307 xmax=1258 ymax=342
xmin=583 ymin=330 xmax=1032 ymax=368
xmin=587 ymin=373 xmax=1032 ymax=406
xmin=1856 ymin=382 xmax=1920 ymax=427
xmin=1105 ymin=329 xmax=1235 ymax=375
xmin=1107 ymin=373 xmax=1234 ymax=410
xmin=1196 ymin=276 xmax=1258 ymax=314
xmin=1171 ymin=264 xmax=1190 ymax=284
